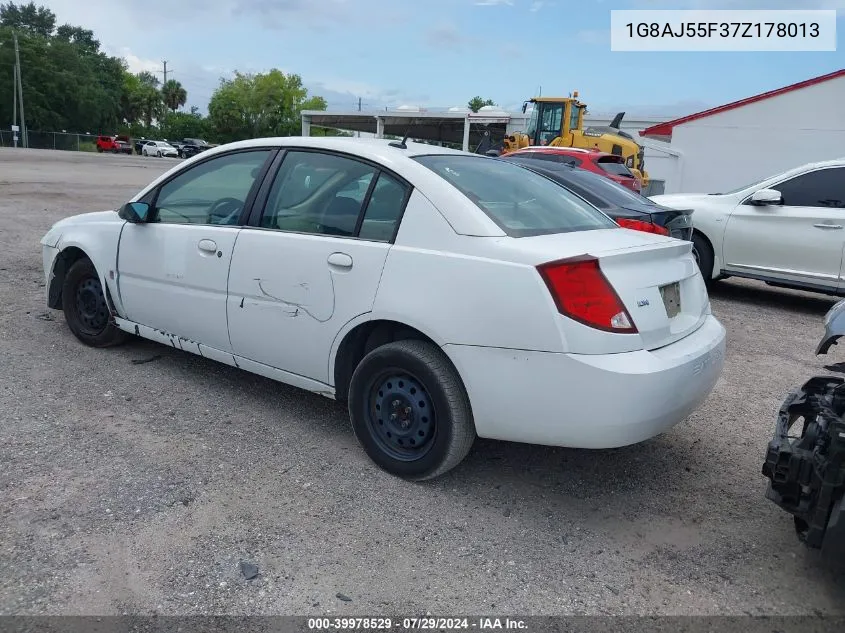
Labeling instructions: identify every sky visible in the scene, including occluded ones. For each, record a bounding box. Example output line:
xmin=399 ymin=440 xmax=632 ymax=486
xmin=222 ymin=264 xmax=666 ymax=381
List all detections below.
xmin=36 ymin=0 xmax=845 ymax=118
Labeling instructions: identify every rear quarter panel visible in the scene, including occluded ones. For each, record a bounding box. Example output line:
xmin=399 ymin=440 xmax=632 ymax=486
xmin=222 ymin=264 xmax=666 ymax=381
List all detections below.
xmin=370 ymin=189 xmax=565 ymax=353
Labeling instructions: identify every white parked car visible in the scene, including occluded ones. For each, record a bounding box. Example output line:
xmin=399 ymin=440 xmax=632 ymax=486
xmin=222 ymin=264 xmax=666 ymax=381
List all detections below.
xmin=40 ymin=137 xmax=726 ymax=480
xmin=652 ymin=159 xmax=845 ymax=295
xmin=143 ymin=140 xmax=179 ymax=158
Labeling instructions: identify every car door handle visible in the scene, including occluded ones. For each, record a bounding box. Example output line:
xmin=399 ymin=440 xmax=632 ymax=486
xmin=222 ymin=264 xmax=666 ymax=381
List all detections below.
xmin=813 ymin=223 xmax=843 ymax=230
xmin=327 ymin=252 xmax=353 ymax=269
xmin=198 ymin=239 xmax=218 ymax=252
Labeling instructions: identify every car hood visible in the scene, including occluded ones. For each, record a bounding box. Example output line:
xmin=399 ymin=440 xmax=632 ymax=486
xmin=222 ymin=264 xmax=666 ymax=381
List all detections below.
xmin=40 ymin=210 xmax=121 ymax=247
xmin=649 ymin=192 xmax=723 ymax=208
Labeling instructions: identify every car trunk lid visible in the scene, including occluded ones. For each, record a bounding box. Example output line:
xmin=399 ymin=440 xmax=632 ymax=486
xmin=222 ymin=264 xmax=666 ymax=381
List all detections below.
xmin=502 ymin=228 xmax=709 ymax=353
xmin=596 ymin=238 xmax=708 ymax=350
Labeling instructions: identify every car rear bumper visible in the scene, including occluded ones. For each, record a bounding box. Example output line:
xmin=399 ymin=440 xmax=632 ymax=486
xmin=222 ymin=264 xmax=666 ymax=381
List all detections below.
xmin=444 ymin=315 xmax=726 ymax=448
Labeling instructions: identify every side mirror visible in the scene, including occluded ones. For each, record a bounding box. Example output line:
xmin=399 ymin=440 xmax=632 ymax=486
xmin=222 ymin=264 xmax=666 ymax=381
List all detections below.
xmin=118 ymin=201 xmax=151 ymax=223
xmin=749 ymin=188 xmax=783 ymax=206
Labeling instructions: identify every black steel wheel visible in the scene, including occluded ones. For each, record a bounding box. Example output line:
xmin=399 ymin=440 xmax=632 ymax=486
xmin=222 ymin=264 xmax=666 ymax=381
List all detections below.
xmin=348 ymin=339 xmax=475 ymax=480
xmin=366 ymin=371 xmax=437 ymax=461
xmin=61 ymin=258 xmax=126 ymax=348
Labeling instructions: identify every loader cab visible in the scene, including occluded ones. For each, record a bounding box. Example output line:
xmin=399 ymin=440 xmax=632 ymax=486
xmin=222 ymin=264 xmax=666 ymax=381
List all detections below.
xmin=523 ymin=97 xmax=585 ymax=147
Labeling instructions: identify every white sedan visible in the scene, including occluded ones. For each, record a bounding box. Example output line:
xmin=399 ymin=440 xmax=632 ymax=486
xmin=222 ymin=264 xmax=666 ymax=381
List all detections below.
xmin=40 ymin=137 xmax=726 ymax=480
xmin=652 ymin=158 xmax=845 ymax=295
xmin=143 ymin=140 xmax=179 ymax=158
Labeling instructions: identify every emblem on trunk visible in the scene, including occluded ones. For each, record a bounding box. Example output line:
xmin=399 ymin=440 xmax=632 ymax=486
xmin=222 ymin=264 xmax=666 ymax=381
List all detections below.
xmin=637 ymin=299 xmax=650 ymax=307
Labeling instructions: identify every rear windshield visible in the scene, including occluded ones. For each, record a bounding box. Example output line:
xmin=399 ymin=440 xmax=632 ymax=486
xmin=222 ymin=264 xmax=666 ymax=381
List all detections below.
xmin=596 ymin=157 xmax=635 ymax=177
xmin=568 ymin=168 xmax=657 ymax=207
xmin=414 ymin=154 xmax=616 ymax=237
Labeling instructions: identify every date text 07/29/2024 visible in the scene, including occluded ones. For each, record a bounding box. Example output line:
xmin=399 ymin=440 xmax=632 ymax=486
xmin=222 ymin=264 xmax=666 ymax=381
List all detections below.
xmin=307 ymin=617 xmax=528 ymax=631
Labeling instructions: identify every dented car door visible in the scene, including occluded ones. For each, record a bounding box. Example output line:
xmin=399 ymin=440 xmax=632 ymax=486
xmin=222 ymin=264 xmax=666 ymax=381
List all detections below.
xmin=226 ymin=149 xmax=411 ymax=384
xmin=117 ymin=149 xmax=274 ymax=352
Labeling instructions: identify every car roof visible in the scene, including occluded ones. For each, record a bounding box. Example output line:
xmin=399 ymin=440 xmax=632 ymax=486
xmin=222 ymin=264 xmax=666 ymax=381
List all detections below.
xmin=512 ymin=146 xmax=612 ymax=159
xmin=206 ymin=136 xmax=473 ymax=161
xmin=772 ymin=157 xmax=845 ymax=179
xmin=132 ymin=137 xmax=505 ymax=237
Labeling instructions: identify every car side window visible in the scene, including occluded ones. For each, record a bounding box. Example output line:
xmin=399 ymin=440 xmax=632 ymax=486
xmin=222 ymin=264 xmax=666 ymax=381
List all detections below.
xmin=153 ymin=150 xmax=272 ymax=226
xmin=260 ymin=151 xmax=378 ymax=237
xmin=771 ymin=168 xmax=845 ymax=208
xmin=358 ymin=172 xmax=410 ymax=242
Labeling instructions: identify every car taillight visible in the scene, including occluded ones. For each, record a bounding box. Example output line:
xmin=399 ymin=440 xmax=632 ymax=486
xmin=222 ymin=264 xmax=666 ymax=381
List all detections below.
xmin=537 ymin=256 xmax=637 ymax=334
xmin=616 ymin=218 xmax=670 ymax=236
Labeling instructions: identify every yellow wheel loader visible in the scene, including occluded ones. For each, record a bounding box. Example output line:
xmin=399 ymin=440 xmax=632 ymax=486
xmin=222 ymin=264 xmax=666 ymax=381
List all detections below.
xmin=502 ymin=94 xmax=650 ymax=187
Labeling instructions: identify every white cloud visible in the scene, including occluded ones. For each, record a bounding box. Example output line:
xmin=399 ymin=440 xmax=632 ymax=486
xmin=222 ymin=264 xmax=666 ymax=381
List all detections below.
xmin=474 ymin=0 xmax=514 ymax=5
xmin=105 ymin=46 xmax=160 ymax=75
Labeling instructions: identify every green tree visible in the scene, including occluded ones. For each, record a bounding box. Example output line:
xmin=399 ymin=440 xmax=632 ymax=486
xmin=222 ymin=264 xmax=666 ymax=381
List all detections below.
xmin=159 ymin=110 xmax=208 ymax=142
xmin=0 ymin=14 xmax=125 ymax=135
xmin=55 ymin=24 xmax=99 ymax=53
xmin=161 ymin=79 xmax=187 ymax=112
xmin=467 ymin=96 xmax=496 ymax=113
xmin=208 ymin=69 xmax=327 ymax=142
xmin=119 ymin=71 xmax=144 ymax=125
xmin=0 ymin=1 xmax=55 ymax=36
xmin=134 ymin=71 xmax=164 ymax=128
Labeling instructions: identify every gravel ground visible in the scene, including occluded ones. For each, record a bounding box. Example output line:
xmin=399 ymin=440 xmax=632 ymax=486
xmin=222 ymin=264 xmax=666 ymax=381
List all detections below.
xmin=1 ymin=148 xmax=843 ymax=617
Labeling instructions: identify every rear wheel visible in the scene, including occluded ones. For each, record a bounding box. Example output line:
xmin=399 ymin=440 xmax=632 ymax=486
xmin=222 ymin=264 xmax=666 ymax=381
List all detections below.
xmin=61 ymin=258 xmax=126 ymax=348
xmin=348 ymin=339 xmax=475 ymax=481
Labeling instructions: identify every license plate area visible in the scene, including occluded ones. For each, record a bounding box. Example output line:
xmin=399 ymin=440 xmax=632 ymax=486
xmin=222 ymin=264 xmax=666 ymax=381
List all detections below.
xmin=660 ymin=282 xmax=681 ymax=318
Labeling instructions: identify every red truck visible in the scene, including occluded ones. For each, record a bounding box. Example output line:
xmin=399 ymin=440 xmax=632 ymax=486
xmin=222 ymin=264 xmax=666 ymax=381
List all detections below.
xmin=96 ymin=135 xmax=132 ymax=154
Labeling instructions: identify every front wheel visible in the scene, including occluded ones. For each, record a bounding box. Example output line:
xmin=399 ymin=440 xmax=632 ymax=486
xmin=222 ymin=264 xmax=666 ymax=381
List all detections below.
xmin=156 ymin=150 xmax=161 ymax=158
xmin=692 ymin=232 xmax=717 ymax=286
xmin=61 ymin=258 xmax=126 ymax=348
xmin=348 ymin=339 xmax=476 ymax=481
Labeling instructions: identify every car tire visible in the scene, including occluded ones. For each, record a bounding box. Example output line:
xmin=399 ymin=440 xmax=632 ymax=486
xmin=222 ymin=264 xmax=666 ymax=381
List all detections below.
xmin=156 ymin=150 xmax=161 ymax=158
xmin=61 ymin=258 xmax=126 ymax=348
xmin=691 ymin=232 xmax=717 ymax=285
xmin=348 ymin=339 xmax=476 ymax=481
xmin=96 ymin=147 xmax=103 ymax=153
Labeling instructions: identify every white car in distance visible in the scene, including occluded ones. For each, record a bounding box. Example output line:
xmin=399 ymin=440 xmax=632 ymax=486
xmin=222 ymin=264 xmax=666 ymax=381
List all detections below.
xmin=651 ymin=159 xmax=845 ymax=295
xmin=40 ymin=137 xmax=726 ymax=480
xmin=143 ymin=140 xmax=179 ymax=158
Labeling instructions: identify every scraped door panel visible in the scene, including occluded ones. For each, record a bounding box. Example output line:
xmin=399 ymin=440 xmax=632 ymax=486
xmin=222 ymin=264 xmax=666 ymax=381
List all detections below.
xmin=117 ymin=223 xmax=240 ymax=351
xmin=226 ymin=150 xmax=412 ymax=384
xmin=226 ymin=231 xmax=390 ymax=383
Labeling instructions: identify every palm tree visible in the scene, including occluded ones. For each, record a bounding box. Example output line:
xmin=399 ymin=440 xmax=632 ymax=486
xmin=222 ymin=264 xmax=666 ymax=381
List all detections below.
xmin=161 ymin=80 xmax=188 ymax=112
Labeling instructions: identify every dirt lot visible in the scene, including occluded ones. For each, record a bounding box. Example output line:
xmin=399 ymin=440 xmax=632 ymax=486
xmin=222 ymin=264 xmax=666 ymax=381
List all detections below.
xmin=0 ymin=148 xmax=843 ymax=616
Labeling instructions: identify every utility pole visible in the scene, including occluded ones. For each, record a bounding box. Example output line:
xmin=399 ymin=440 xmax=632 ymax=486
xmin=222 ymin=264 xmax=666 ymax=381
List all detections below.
xmin=13 ymin=32 xmax=26 ymax=148
xmin=357 ymin=97 xmax=362 ymax=137
xmin=162 ymin=60 xmax=168 ymax=84
xmin=12 ymin=64 xmax=17 ymax=148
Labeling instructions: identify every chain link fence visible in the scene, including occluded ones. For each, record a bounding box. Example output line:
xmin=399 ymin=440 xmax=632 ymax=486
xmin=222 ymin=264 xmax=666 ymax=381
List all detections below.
xmin=0 ymin=130 xmax=146 ymax=153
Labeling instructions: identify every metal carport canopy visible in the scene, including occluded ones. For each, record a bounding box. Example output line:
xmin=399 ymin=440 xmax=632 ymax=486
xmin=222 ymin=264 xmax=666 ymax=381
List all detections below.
xmin=301 ymin=110 xmax=512 ymax=151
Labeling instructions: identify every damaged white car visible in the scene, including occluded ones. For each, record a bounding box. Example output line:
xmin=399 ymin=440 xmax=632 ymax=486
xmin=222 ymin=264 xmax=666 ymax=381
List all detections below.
xmin=41 ymin=137 xmax=726 ymax=480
